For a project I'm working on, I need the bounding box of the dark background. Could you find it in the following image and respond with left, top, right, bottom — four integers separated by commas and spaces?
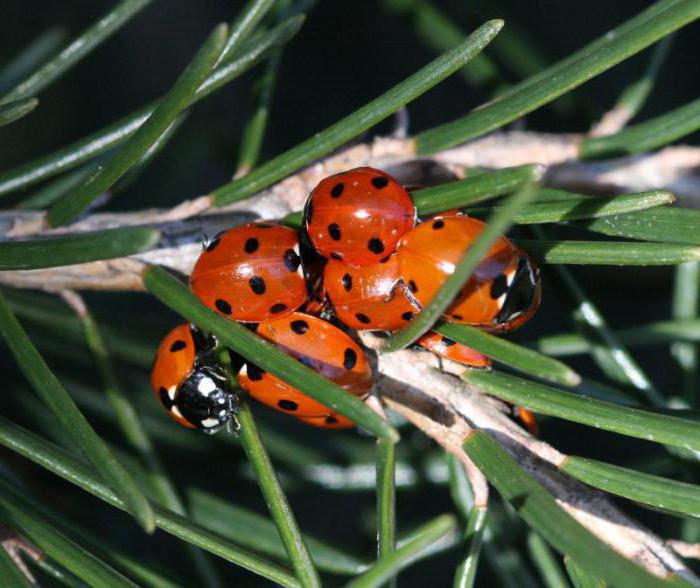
1, 1, 698, 585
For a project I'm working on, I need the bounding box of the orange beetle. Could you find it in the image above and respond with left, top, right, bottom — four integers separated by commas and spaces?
304, 167, 416, 267
416, 331, 492, 368
190, 222, 307, 322
237, 312, 372, 420
323, 254, 419, 330
150, 324, 238, 433
397, 216, 541, 332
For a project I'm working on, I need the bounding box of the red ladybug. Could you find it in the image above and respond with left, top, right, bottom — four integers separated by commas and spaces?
397, 216, 541, 332
304, 167, 416, 267
416, 331, 492, 368
150, 324, 238, 433
324, 254, 419, 330
238, 312, 372, 421
190, 222, 307, 322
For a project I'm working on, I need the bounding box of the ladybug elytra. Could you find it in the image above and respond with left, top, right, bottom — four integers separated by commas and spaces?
304, 167, 416, 267
190, 222, 307, 322
238, 312, 372, 422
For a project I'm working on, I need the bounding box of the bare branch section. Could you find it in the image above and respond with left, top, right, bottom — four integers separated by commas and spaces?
0, 523, 43, 585
1, 132, 699, 292
357, 333, 700, 585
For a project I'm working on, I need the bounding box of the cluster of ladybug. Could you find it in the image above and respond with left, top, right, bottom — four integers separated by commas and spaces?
151, 167, 542, 434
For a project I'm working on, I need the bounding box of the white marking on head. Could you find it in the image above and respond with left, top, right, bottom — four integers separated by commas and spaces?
172, 406, 184, 419
168, 386, 177, 400
506, 269, 517, 287
198, 376, 217, 396
202, 417, 220, 428
239, 364, 248, 377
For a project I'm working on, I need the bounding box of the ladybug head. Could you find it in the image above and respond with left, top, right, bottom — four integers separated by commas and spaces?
177, 366, 239, 434
494, 255, 541, 332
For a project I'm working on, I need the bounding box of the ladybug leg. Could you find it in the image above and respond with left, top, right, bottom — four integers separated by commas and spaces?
386, 279, 402, 302
398, 278, 421, 309
435, 355, 445, 372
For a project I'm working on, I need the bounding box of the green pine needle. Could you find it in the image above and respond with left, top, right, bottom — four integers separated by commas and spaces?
0, 293, 156, 533
211, 19, 504, 207
0, 97, 38, 126
46, 23, 229, 226
466, 370, 700, 451
416, 0, 700, 154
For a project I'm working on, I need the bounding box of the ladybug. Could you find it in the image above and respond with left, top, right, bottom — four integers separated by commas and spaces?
150, 324, 238, 433
190, 222, 306, 322
296, 413, 355, 430
513, 406, 539, 437
304, 167, 416, 267
416, 331, 492, 368
238, 312, 372, 420
323, 254, 419, 330
397, 216, 541, 332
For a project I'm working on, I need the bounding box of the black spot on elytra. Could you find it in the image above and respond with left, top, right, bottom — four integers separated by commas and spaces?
408, 280, 418, 293
246, 363, 265, 381
331, 182, 344, 198
169, 340, 187, 352
368, 238, 384, 254
432, 219, 445, 230
206, 238, 220, 252
355, 313, 371, 325
278, 399, 298, 411
441, 336, 456, 347
215, 299, 232, 314
244, 237, 259, 253
328, 223, 341, 241
270, 303, 287, 314
401, 311, 414, 321
159, 387, 174, 410
291, 320, 309, 334
380, 255, 391, 263
343, 348, 358, 369
371, 176, 389, 189
490, 274, 508, 299
249, 276, 266, 295
325, 416, 339, 425
284, 249, 301, 272
330, 252, 343, 261
342, 273, 352, 291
